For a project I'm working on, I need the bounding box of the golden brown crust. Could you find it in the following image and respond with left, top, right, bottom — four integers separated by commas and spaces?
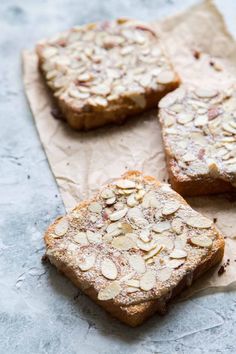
44, 171, 225, 326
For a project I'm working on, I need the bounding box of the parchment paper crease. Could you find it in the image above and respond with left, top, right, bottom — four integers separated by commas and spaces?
23, 0, 236, 297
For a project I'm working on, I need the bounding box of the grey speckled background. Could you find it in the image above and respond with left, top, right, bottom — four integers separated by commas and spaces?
0, 0, 236, 353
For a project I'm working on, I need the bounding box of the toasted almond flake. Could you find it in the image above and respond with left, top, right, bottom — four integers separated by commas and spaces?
170, 103, 183, 114
90, 215, 97, 223
208, 159, 220, 177
127, 207, 144, 223
135, 189, 146, 200
91, 84, 110, 96
106, 197, 116, 205
121, 222, 133, 234
182, 152, 196, 162
170, 249, 187, 259
174, 234, 187, 250
190, 235, 213, 248
195, 88, 218, 98
43, 46, 58, 58
194, 114, 208, 126
111, 235, 136, 250
54, 218, 69, 237
127, 286, 139, 293
73, 232, 88, 245
167, 259, 185, 269
98, 281, 121, 301
153, 235, 174, 251
140, 270, 156, 291
78, 253, 96, 271
225, 157, 236, 165
116, 179, 136, 189
126, 279, 140, 287
156, 70, 175, 84
142, 191, 159, 208
157, 268, 172, 282
171, 218, 183, 234
137, 239, 156, 252
223, 122, 236, 135
109, 208, 128, 221
86, 230, 102, 244
164, 115, 176, 127
143, 244, 162, 260
101, 188, 115, 199
68, 88, 90, 99
159, 88, 186, 108
177, 113, 194, 124
114, 202, 125, 210
123, 188, 136, 195
101, 259, 118, 280
152, 221, 171, 233
162, 201, 180, 216
106, 222, 121, 234
127, 194, 138, 207
139, 229, 150, 242
146, 258, 155, 265
128, 254, 146, 273
186, 216, 212, 228
88, 202, 102, 214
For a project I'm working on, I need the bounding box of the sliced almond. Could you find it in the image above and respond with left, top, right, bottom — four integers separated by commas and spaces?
111, 235, 136, 251
171, 218, 183, 234
140, 270, 156, 291
143, 244, 162, 261
101, 188, 115, 199
126, 279, 140, 287
106, 197, 116, 205
152, 221, 171, 233
194, 115, 208, 126
139, 229, 150, 242
73, 232, 88, 245
121, 222, 133, 234
182, 152, 196, 162
142, 191, 159, 208
109, 208, 128, 221
78, 253, 96, 271
157, 268, 172, 282
88, 202, 102, 214
128, 254, 146, 273
86, 230, 102, 244
137, 239, 156, 252
195, 88, 218, 99
174, 233, 187, 250
170, 249, 187, 259
167, 259, 185, 269
106, 222, 121, 234
127, 286, 139, 293
127, 194, 138, 207
162, 201, 180, 216
156, 70, 175, 84
159, 88, 185, 108
116, 179, 136, 189
177, 113, 194, 124
153, 235, 174, 251
223, 122, 236, 135
98, 281, 121, 301
186, 216, 212, 228
101, 259, 118, 280
54, 218, 69, 237
136, 189, 146, 200
190, 235, 213, 248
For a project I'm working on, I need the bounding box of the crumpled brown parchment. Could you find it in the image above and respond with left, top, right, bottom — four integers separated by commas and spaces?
22, 0, 236, 297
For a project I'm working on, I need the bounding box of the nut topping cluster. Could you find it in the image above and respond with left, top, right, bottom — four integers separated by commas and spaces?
49, 173, 218, 306
159, 86, 236, 185
37, 19, 177, 112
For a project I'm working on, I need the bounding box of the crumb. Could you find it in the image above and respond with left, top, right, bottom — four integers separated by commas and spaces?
218, 265, 225, 276
41, 254, 48, 264
51, 107, 63, 120
213, 218, 217, 223
193, 49, 201, 59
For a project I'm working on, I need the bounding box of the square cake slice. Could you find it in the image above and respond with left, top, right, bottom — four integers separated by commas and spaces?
44, 171, 224, 326
158, 86, 236, 196
36, 19, 179, 130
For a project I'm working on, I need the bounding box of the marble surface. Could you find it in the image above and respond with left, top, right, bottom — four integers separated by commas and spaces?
0, 0, 236, 353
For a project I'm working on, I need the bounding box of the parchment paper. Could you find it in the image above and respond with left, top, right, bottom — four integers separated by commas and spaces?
23, 0, 236, 297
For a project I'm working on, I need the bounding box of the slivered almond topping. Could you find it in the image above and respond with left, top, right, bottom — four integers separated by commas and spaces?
101, 188, 115, 199
109, 208, 128, 221
174, 234, 187, 250
126, 279, 140, 287
195, 88, 218, 98
127, 194, 138, 207
101, 259, 118, 280
186, 216, 212, 228
88, 202, 102, 214
98, 281, 121, 301
167, 259, 185, 269
143, 244, 162, 260
137, 239, 156, 252
142, 191, 159, 208
190, 235, 213, 248
86, 230, 102, 243
140, 270, 156, 291
78, 253, 96, 271
106, 222, 121, 234
54, 218, 69, 237
111, 235, 136, 250
116, 179, 136, 189
106, 197, 116, 205
171, 218, 183, 234
194, 115, 208, 126
136, 189, 146, 200
153, 235, 174, 251
162, 201, 180, 216
177, 113, 194, 124
121, 222, 133, 234
128, 254, 146, 273
139, 229, 150, 242
73, 232, 88, 245
169, 249, 187, 259
157, 267, 172, 282
152, 221, 171, 233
